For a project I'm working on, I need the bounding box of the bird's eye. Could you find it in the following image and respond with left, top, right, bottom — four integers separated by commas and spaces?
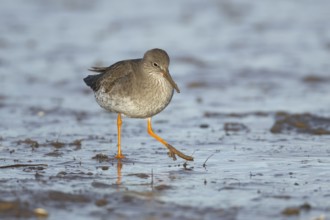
153, 62, 159, 67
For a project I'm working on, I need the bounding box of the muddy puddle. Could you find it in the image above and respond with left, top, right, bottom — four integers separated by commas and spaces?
1, 0, 330, 219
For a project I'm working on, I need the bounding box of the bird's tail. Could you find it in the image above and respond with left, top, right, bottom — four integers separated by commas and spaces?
88, 66, 108, 73
83, 74, 101, 92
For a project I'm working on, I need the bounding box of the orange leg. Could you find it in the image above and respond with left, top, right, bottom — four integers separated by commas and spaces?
147, 118, 169, 146
147, 117, 194, 161
115, 113, 125, 159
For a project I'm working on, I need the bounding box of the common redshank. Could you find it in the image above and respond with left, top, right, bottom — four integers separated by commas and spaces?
84, 48, 193, 161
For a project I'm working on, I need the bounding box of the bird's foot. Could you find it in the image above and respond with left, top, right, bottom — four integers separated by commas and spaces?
167, 151, 177, 161
115, 154, 125, 159
165, 143, 194, 161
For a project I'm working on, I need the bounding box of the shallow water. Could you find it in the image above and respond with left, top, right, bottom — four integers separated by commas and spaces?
1, 0, 330, 219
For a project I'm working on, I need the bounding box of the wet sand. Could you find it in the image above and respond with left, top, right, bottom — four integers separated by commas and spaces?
1, 0, 330, 219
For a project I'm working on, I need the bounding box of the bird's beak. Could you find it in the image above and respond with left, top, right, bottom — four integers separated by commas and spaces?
162, 70, 180, 93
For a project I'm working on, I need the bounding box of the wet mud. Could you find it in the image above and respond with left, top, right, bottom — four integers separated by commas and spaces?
271, 112, 330, 135
1, 0, 330, 219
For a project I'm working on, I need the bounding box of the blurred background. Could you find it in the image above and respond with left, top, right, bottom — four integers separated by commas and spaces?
1, 0, 330, 113
1, 0, 330, 219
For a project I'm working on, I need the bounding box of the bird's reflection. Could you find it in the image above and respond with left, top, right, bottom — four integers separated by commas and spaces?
116, 160, 123, 185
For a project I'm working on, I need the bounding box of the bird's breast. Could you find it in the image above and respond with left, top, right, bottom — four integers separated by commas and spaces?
94, 76, 174, 118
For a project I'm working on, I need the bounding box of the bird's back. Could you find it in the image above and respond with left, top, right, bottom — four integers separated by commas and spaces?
83, 59, 141, 92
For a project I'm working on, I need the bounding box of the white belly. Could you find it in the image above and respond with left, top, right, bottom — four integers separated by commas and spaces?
94, 79, 174, 118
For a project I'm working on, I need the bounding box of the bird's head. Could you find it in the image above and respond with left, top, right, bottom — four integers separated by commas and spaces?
143, 48, 180, 93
